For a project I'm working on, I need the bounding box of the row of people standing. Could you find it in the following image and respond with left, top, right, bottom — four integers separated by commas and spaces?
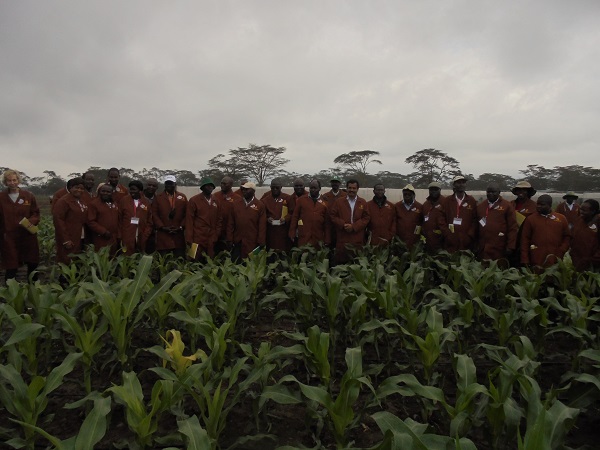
1, 166, 599, 281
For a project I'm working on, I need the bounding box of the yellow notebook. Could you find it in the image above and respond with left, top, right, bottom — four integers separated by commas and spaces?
516, 212, 526, 226
187, 243, 199, 259
281, 205, 288, 220
19, 217, 38, 234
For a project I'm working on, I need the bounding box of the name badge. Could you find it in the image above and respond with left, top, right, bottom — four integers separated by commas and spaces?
424, 215, 429, 222
131, 217, 140, 225
453, 217, 462, 226
479, 218, 486, 227
414, 225, 421, 235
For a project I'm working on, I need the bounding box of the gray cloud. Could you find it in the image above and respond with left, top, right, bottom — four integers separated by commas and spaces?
1, 0, 599, 181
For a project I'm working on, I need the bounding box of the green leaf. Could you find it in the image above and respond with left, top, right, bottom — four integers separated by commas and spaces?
44, 353, 82, 395
177, 415, 211, 450
3, 323, 45, 348
75, 396, 111, 450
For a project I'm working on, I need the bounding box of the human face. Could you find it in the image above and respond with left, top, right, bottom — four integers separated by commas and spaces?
330, 180, 341, 192
428, 187, 441, 201
164, 181, 176, 194
145, 180, 158, 196
536, 198, 552, 215
108, 171, 119, 187
346, 182, 358, 199
270, 183, 282, 198
70, 184, 85, 199
453, 179, 466, 194
242, 187, 254, 201
403, 190, 414, 204
309, 181, 320, 198
5, 174, 19, 191
129, 185, 141, 199
486, 187, 500, 203
565, 196, 576, 205
373, 185, 385, 200
201, 184, 214, 197
99, 185, 113, 202
83, 174, 95, 191
293, 181, 305, 196
579, 202, 594, 222
514, 188, 528, 200
220, 178, 233, 193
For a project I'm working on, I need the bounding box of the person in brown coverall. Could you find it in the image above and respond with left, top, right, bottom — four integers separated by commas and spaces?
441, 175, 477, 253
520, 194, 570, 270
118, 180, 152, 255
476, 182, 518, 266
87, 183, 120, 256
53, 177, 89, 265
422, 181, 446, 253
261, 178, 292, 252
152, 175, 187, 258
329, 179, 370, 264
556, 191, 580, 231
569, 199, 599, 271
185, 177, 221, 259
395, 184, 423, 249
288, 179, 330, 248
0, 169, 40, 280
366, 183, 396, 246
227, 182, 266, 261
213, 176, 239, 255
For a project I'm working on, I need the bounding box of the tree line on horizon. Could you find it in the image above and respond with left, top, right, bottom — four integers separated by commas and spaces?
4, 145, 600, 196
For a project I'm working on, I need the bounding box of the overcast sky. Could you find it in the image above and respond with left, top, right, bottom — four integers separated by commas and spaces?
2, 0, 599, 182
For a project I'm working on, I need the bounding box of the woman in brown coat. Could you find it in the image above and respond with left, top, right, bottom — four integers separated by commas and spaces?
118, 180, 152, 255
87, 184, 120, 256
53, 178, 89, 265
0, 169, 40, 279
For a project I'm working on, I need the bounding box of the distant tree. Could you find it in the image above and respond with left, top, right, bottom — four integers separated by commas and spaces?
551, 165, 600, 192
208, 144, 289, 186
518, 165, 554, 191
469, 173, 517, 191
374, 171, 411, 189
173, 170, 200, 186
333, 150, 382, 184
405, 148, 461, 187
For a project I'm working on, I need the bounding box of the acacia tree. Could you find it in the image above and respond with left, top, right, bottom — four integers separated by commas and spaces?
333, 150, 383, 185
405, 148, 461, 186
207, 144, 289, 186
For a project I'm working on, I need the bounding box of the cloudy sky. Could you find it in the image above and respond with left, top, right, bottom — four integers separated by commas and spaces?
1, 0, 599, 182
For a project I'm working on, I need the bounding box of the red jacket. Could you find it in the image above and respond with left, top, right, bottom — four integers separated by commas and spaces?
151, 191, 187, 251
395, 201, 424, 249
476, 197, 518, 260
53, 193, 89, 264
441, 194, 478, 252
87, 197, 120, 254
289, 195, 330, 247
366, 198, 396, 246
521, 211, 570, 267
185, 193, 221, 258
261, 191, 292, 251
0, 189, 40, 269
227, 197, 267, 258
118, 195, 152, 254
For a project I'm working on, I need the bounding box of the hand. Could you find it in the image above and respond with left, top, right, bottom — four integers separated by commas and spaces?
63, 241, 74, 250
343, 223, 353, 232
268, 217, 274, 224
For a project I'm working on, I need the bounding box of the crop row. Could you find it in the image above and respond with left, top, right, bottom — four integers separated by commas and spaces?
0, 238, 599, 449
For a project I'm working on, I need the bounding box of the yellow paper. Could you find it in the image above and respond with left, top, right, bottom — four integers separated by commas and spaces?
516, 211, 526, 226
414, 225, 422, 235
281, 205, 288, 220
19, 217, 38, 234
187, 243, 199, 259
298, 219, 304, 226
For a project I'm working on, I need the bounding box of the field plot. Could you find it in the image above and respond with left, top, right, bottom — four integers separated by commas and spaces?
0, 236, 599, 449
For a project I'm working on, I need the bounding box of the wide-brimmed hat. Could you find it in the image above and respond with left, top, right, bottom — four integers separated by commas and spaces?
511, 181, 536, 196
402, 184, 416, 193
452, 175, 467, 183
562, 191, 578, 199
241, 181, 256, 190
428, 181, 442, 189
200, 177, 215, 189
